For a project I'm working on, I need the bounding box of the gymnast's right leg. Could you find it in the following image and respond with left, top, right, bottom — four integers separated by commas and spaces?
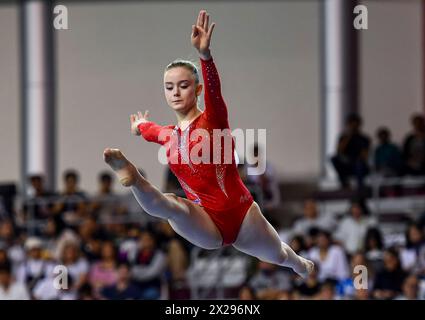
103, 148, 222, 249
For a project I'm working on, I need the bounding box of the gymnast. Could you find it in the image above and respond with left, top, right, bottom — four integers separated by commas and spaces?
104, 10, 314, 277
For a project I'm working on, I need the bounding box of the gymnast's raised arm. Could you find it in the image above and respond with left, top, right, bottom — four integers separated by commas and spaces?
191, 10, 228, 127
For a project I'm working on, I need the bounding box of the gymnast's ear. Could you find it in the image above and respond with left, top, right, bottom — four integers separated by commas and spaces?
196, 83, 203, 97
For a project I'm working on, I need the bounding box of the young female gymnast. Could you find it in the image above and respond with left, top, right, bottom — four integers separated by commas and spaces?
104, 10, 314, 277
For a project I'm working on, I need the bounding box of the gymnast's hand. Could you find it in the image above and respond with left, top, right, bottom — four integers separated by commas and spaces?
130, 111, 149, 136
191, 10, 215, 60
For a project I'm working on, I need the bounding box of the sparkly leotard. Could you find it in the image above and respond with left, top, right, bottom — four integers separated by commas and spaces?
138, 57, 254, 245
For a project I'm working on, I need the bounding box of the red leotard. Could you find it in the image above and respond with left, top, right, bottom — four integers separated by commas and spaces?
138, 57, 254, 245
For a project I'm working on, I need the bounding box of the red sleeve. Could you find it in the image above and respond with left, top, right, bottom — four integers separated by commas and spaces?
138, 122, 171, 145
200, 57, 229, 128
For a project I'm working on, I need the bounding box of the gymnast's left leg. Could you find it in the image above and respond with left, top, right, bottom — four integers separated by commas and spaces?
232, 202, 314, 278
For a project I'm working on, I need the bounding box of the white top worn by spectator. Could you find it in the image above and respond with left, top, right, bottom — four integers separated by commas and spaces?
292, 216, 336, 236
0, 282, 30, 300
293, 199, 336, 233
334, 216, 377, 255
308, 245, 350, 281
33, 276, 77, 300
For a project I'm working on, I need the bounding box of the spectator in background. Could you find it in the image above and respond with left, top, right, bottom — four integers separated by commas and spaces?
130, 230, 166, 300
399, 223, 424, 273
246, 143, 281, 217
292, 199, 336, 237
0, 219, 25, 267
363, 227, 385, 273
394, 274, 421, 300
314, 279, 338, 300
78, 216, 109, 262
52, 170, 88, 228
0, 261, 30, 300
154, 220, 190, 286
101, 262, 142, 300
307, 230, 350, 282
238, 284, 257, 300
373, 248, 407, 300
353, 288, 371, 300
248, 261, 293, 300
289, 235, 308, 257
59, 240, 89, 292
331, 114, 371, 189
334, 198, 377, 255
21, 175, 56, 221
336, 252, 373, 299
402, 114, 425, 176
16, 237, 53, 297
89, 171, 126, 221
33, 271, 76, 300
374, 127, 403, 177
88, 240, 118, 298
121, 168, 155, 225
293, 264, 321, 299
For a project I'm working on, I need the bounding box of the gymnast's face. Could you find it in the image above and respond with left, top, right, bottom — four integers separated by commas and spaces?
164, 67, 202, 113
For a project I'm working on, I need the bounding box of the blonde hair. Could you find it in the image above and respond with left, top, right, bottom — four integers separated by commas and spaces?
165, 59, 200, 84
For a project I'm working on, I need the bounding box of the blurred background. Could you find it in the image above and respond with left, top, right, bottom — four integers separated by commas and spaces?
0, 0, 424, 300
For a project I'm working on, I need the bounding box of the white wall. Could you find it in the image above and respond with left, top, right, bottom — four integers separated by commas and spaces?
0, 1, 422, 194
0, 5, 20, 185
360, 0, 423, 144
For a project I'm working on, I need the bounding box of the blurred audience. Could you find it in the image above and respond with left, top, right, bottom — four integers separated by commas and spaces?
402, 114, 425, 176
331, 114, 371, 189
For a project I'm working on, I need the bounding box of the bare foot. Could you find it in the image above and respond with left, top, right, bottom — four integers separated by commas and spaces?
103, 148, 138, 187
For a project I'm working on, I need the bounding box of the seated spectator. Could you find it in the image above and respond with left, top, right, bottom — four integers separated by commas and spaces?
248, 261, 293, 300
89, 171, 127, 221
373, 248, 407, 300
334, 198, 377, 255
59, 240, 89, 291
52, 170, 89, 228
353, 288, 371, 300
314, 278, 338, 300
16, 237, 54, 297
33, 272, 76, 300
129, 230, 166, 300
363, 227, 385, 273
402, 114, 425, 176
289, 235, 308, 257
374, 127, 403, 177
0, 261, 30, 300
0, 219, 25, 267
336, 252, 374, 299
21, 175, 56, 221
78, 283, 95, 300
307, 230, 350, 282
394, 274, 421, 300
238, 284, 257, 300
88, 240, 118, 297
101, 262, 142, 300
154, 220, 191, 286
331, 113, 371, 189
40, 217, 61, 259
246, 143, 281, 214
400, 222, 425, 273
293, 264, 321, 299
78, 216, 109, 262
292, 199, 336, 237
